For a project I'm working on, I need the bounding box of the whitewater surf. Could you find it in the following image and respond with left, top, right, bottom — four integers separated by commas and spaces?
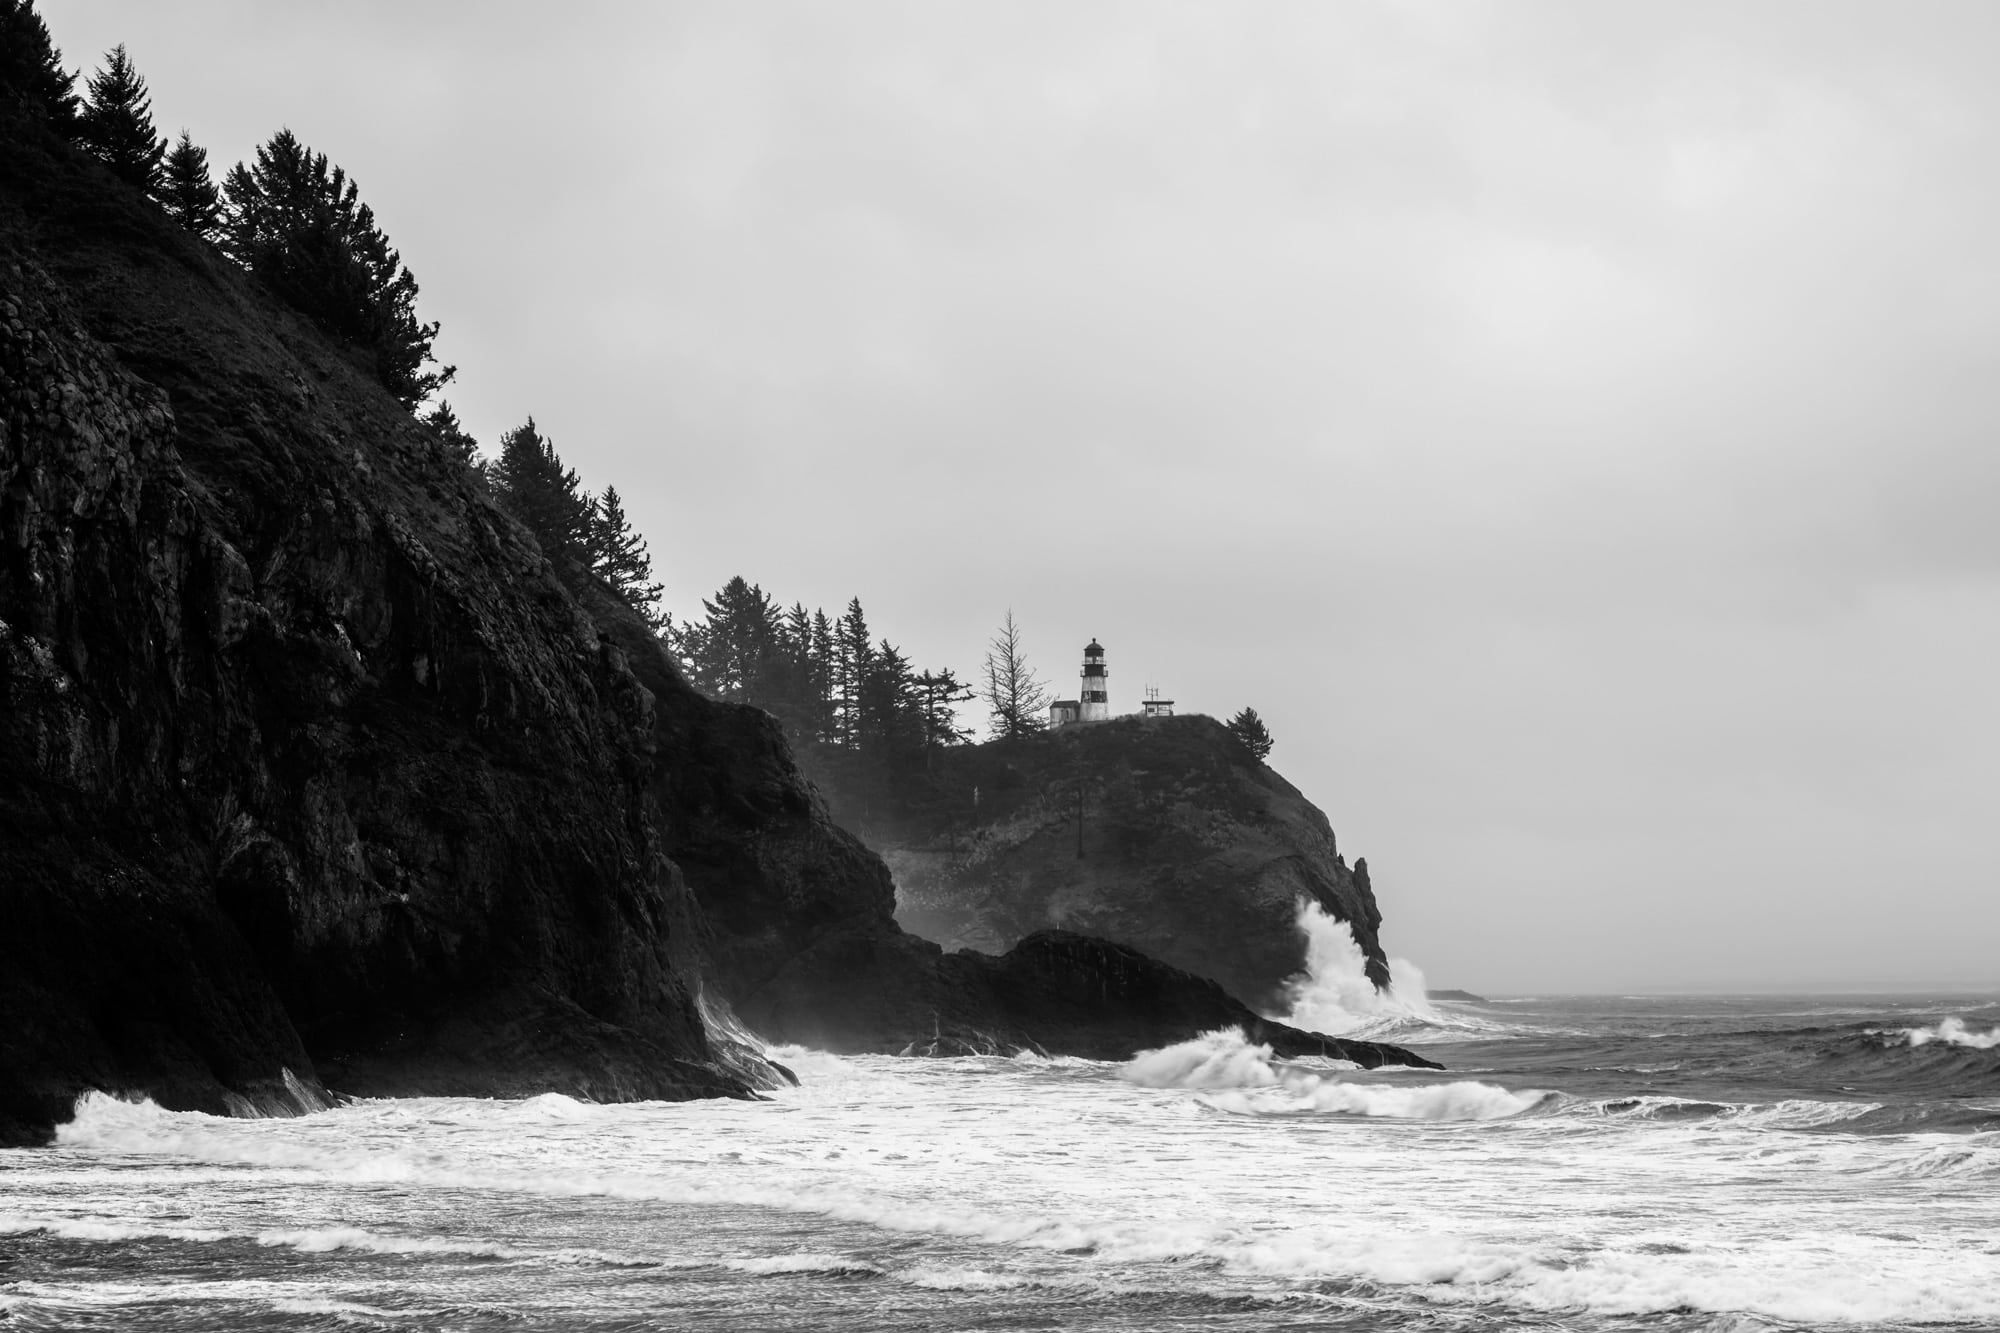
4, 917, 1996, 1331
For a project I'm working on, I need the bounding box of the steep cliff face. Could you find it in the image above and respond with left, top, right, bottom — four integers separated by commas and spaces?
0, 119, 786, 1142
875, 715, 1392, 1010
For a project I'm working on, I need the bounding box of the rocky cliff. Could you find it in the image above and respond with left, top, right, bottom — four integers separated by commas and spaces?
872, 715, 1392, 1010
0, 115, 1433, 1145
0, 118, 792, 1144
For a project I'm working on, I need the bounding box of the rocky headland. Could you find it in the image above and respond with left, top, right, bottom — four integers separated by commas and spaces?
0, 109, 1433, 1146
847, 715, 1392, 1012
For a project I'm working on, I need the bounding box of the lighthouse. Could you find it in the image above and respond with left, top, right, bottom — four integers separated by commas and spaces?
1078, 639, 1110, 722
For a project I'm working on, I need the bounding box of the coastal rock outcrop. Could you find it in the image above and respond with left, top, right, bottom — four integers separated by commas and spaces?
856, 715, 1391, 1010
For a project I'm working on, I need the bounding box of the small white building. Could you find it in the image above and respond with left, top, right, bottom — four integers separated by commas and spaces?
1141, 686, 1175, 719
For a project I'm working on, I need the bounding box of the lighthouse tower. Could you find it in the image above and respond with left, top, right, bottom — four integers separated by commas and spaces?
1078, 639, 1110, 722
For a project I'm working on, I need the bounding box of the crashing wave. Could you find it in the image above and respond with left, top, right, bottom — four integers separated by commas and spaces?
1894, 1017, 2000, 1050
1119, 1028, 1545, 1119
1274, 902, 1531, 1043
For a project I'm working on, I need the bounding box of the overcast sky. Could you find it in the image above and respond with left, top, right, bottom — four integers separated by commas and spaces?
50, 1, 2000, 992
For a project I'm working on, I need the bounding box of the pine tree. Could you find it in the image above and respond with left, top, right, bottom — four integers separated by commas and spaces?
420, 401, 478, 464
490, 417, 593, 562
674, 577, 779, 701
857, 640, 920, 758
834, 598, 877, 749
0, 0, 77, 129
159, 130, 220, 239
810, 609, 838, 746
1225, 707, 1274, 761
981, 609, 1049, 739
589, 486, 665, 624
75, 45, 164, 192
222, 129, 453, 408
915, 668, 976, 756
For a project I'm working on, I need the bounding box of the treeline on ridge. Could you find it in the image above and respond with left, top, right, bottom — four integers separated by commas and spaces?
1, 5, 448, 407
668, 576, 976, 829
0, 2, 666, 627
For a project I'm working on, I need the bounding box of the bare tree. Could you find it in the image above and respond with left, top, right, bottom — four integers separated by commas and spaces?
981, 609, 1049, 739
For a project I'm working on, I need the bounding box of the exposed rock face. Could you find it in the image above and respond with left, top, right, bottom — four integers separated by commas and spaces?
0, 117, 1437, 1145
873, 715, 1391, 1010
0, 122, 778, 1145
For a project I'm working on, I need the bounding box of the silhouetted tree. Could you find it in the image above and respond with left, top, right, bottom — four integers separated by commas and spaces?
420, 400, 478, 464
674, 577, 780, 702
916, 667, 976, 757
75, 45, 164, 192
0, 0, 77, 129
589, 486, 665, 625
159, 130, 220, 239
877, 641, 942, 757
490, 417, 592, 561
981, 609, 1048, 739
221, 129, 453, 407
1226, 707, 1274, 761
834, 598, 878, 749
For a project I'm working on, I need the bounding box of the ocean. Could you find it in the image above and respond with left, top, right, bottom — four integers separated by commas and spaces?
4, 920, 1997, 1332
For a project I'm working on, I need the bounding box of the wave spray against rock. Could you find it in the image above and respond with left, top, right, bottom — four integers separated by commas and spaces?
1276, 900, 1440, 1040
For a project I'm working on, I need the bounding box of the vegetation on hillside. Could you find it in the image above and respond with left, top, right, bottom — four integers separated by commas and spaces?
666, 578, 974, 824
2, 9, 450, 409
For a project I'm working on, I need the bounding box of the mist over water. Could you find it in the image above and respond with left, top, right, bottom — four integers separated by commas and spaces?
5, 989, 1998, 1331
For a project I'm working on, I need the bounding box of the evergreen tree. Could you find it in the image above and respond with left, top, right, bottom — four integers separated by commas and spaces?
420, 400, 478, 464
761, 602, 831, 745
674, 577, 779, 701
981, 609, 1049, 739
0, 0, 77, 129
75, 45, 164, 192
834, 598, 876, 749
589, 486, 665, 625
857, 639, 920, 758
222, 129, 453, 407
159, 130, 220, 239
1225, 707, 1274, 761
490, 417, 593, 561
915, 667, 976, 756
810, 609, 838, 746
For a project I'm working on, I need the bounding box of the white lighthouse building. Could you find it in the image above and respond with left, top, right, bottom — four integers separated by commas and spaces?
1050, 639, 1114, 728
1078, 638, 1110, 722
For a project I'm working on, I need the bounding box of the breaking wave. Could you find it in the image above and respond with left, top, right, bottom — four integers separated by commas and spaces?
1119, 1029, 1547, 1120
1275, 902, 1533, 1043
1893, 1017, 2000, 1050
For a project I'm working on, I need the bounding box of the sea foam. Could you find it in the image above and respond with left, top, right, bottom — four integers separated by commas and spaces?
1119, 1028, 1545, 1119
1896, 1017, 2000, 1049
